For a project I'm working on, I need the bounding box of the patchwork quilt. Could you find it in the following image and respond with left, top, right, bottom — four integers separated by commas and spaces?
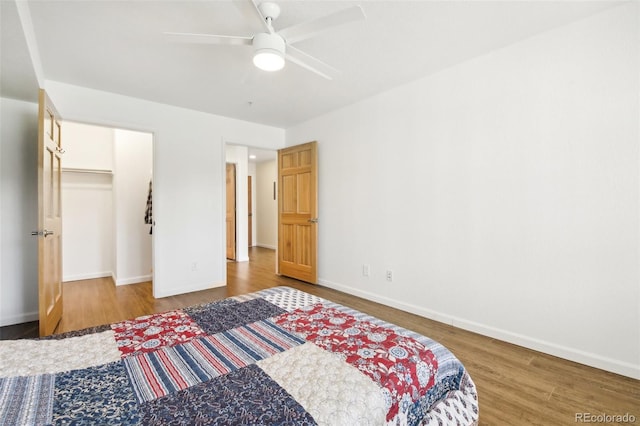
0, 287, 479, 425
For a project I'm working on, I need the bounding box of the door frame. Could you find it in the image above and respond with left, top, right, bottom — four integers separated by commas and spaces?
55, 117, 157, 295
222, 143, 279, 272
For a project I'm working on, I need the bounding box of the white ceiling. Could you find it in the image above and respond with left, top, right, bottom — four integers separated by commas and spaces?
1, 1, 41, 101
1, 0, 621, 128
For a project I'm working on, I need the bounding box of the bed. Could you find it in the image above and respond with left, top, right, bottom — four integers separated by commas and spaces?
0, 286, 478, 425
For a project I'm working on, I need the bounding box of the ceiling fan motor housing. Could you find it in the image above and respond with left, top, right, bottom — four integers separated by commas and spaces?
253, 32, 285, 55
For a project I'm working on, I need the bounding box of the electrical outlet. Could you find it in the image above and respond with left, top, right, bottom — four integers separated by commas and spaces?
362, 264, 370, 277
386, 270, 393, 282
191, 262, 198, 271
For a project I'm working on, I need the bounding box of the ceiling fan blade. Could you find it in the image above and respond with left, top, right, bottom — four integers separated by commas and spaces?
164, 32, 252, 46
279, 5, 365, 45
285, 45, 339, 80
234, 0, 265, 34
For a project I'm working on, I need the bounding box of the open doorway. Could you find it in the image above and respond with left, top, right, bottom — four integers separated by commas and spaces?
225, 144, 277, 264
250, 148, 278, 251
61, 121, 154, 288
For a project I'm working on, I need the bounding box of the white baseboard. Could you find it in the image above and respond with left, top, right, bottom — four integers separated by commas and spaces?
453, 316, 640, 380
153, 281, 225, 298
63, 271, 112, 282
0, 311, 38, 327
256, 243, 276, 250
318, 278, 640, 380
115, 274, 152, 286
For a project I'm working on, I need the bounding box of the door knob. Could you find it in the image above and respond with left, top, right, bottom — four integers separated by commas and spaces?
43, 230, 54, 237
308, 218, 318, 224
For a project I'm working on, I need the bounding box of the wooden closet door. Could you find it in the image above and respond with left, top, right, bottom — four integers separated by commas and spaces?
226, 163, 236, 260
37, 89, 64, 336
248, 176, 253, 248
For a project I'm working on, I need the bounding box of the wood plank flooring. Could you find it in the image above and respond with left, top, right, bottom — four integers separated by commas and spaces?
2, 247, 638, 425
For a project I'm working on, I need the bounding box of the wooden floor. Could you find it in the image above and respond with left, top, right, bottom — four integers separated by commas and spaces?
2, 247, 638, 425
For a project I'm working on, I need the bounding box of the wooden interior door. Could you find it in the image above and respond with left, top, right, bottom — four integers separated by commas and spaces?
37, 89, 64, 336
226, 163, 236, 260
248, 175, 252, 248
278, 141, 318, 283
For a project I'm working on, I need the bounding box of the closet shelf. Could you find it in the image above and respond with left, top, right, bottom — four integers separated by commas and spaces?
62, 167, 113, 175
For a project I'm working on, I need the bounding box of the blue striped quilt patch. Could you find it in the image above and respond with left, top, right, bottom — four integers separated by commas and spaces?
0, 375, 54, 426
124, 319, 304, 402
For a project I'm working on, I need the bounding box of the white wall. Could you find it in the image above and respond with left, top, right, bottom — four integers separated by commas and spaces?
62, 121, 113, 170
61, 121, 113, 282
256, 160, 277, 249
61, 173, 114, 281
226, 145, 249, 262
45, 81, 285, 297
0, 97, 38, 325
113, 128, 153, 285
287, 3, 640, 379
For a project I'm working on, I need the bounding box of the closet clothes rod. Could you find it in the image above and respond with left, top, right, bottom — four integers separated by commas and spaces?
61, 167, 113, 175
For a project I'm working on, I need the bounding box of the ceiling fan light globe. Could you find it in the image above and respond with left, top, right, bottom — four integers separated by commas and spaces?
253, 49, 285, 71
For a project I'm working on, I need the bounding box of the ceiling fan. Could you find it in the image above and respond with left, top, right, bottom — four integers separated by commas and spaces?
164, 1, 366, 80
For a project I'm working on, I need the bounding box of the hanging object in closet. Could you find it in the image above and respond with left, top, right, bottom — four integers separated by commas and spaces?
145, 180, 153, 234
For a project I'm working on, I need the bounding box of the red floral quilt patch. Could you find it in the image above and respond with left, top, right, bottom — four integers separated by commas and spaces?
111, 310, 205, 357
274, 304, 438, 421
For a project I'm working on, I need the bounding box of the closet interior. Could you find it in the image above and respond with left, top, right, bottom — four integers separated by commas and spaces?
61, 122, 153, 286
